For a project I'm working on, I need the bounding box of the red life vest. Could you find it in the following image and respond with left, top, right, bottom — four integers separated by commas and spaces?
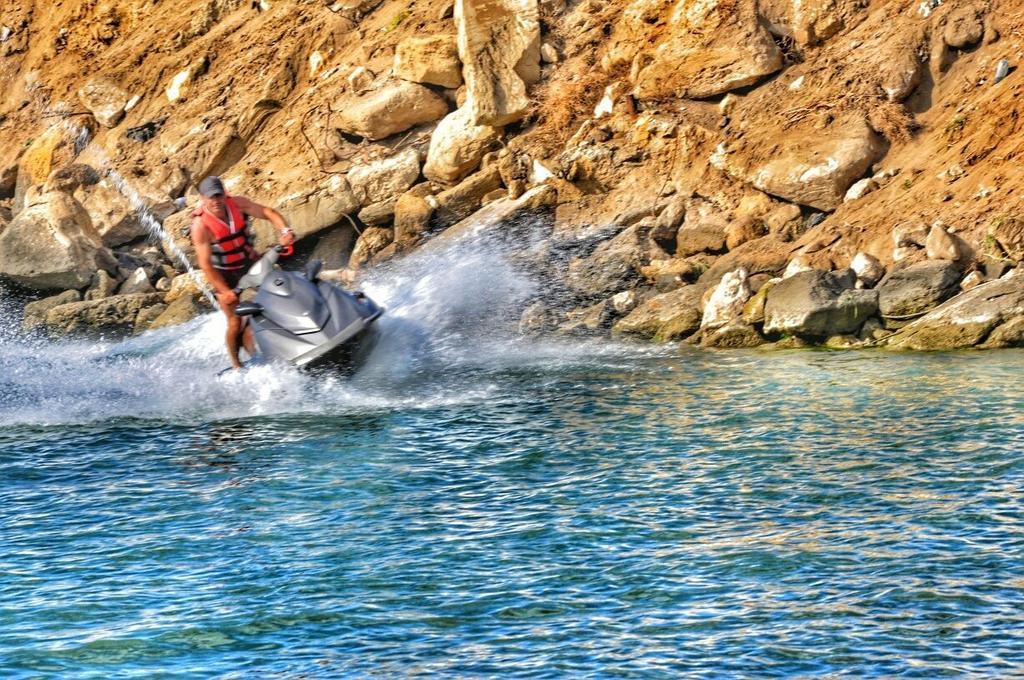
193, 196, 255, 271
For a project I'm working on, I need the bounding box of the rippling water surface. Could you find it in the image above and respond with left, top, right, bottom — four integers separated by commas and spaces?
2, 239, 1023, 677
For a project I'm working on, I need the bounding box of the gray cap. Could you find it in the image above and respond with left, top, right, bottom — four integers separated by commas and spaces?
198, 176, 226, 197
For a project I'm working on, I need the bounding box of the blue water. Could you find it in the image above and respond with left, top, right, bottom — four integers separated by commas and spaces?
2, 240, 1023, 677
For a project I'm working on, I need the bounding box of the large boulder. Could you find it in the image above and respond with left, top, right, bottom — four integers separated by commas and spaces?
0, 191, 113, 290
876, 260, 961, 325
763, 269, 878, 337
423, 106, 502, 184
712, 116, 885, 211
455, 0, 541, 126
565, 224, 667, 299
165, 272, 208, 304
634, 0, 783, 100
347, 148, 422, 207
44, 293, 164, 337
394, 35, 463, 88
887, 277, 1024, 350
77, 78, 131, 128
612, 285, 705, 341
334, 81, 448, 141
77, 179, 147, 248
277, 175, 360, 240
698, 235, 791, 287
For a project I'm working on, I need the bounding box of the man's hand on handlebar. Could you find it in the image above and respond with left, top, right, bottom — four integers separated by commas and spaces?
217, 289, 239, 307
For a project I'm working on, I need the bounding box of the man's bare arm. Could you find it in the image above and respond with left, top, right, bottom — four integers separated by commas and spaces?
233, 196, 292, 235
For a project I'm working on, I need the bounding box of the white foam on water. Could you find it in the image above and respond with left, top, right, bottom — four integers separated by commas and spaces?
0, 231, 657, 427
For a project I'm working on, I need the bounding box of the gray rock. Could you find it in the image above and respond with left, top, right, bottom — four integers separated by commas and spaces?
519, 301, 556, 335
134, 303, 168, 334
22, 290, 81, 331
84, 269, 119, 300
149, 295, 202, 331
45, 293, 164, 337
565, 224, 666, 299
310, 226, 357, 270
994, 59, 1010, 85
876, 260, 961, 324
118, 267, 155, 295
557, 300, 616, 336
887, 276, 1024, 350
764, 269, 879, 338
612, 285, 705, 341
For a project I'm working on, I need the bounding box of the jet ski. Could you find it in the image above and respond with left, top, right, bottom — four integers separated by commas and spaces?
232, 246, 383, 371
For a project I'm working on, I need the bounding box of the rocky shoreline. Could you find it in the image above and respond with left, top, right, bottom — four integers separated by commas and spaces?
1, 0, 1022, 351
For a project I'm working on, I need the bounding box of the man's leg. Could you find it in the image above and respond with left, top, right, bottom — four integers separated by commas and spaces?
241, 318, 256, 355
223, 304, 244, 369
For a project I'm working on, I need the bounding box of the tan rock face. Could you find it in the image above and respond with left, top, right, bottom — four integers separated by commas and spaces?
15, 119, 97, 211
712, 116, 885, 211
423, 106, 502, 184
456, 0, 540, 126
77, 78, 130, 128
334, 81, 449, 141
632, 0, 783, 100
394, 35, 463, 88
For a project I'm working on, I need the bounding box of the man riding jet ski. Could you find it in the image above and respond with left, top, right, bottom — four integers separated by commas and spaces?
190, 175, 382, 371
